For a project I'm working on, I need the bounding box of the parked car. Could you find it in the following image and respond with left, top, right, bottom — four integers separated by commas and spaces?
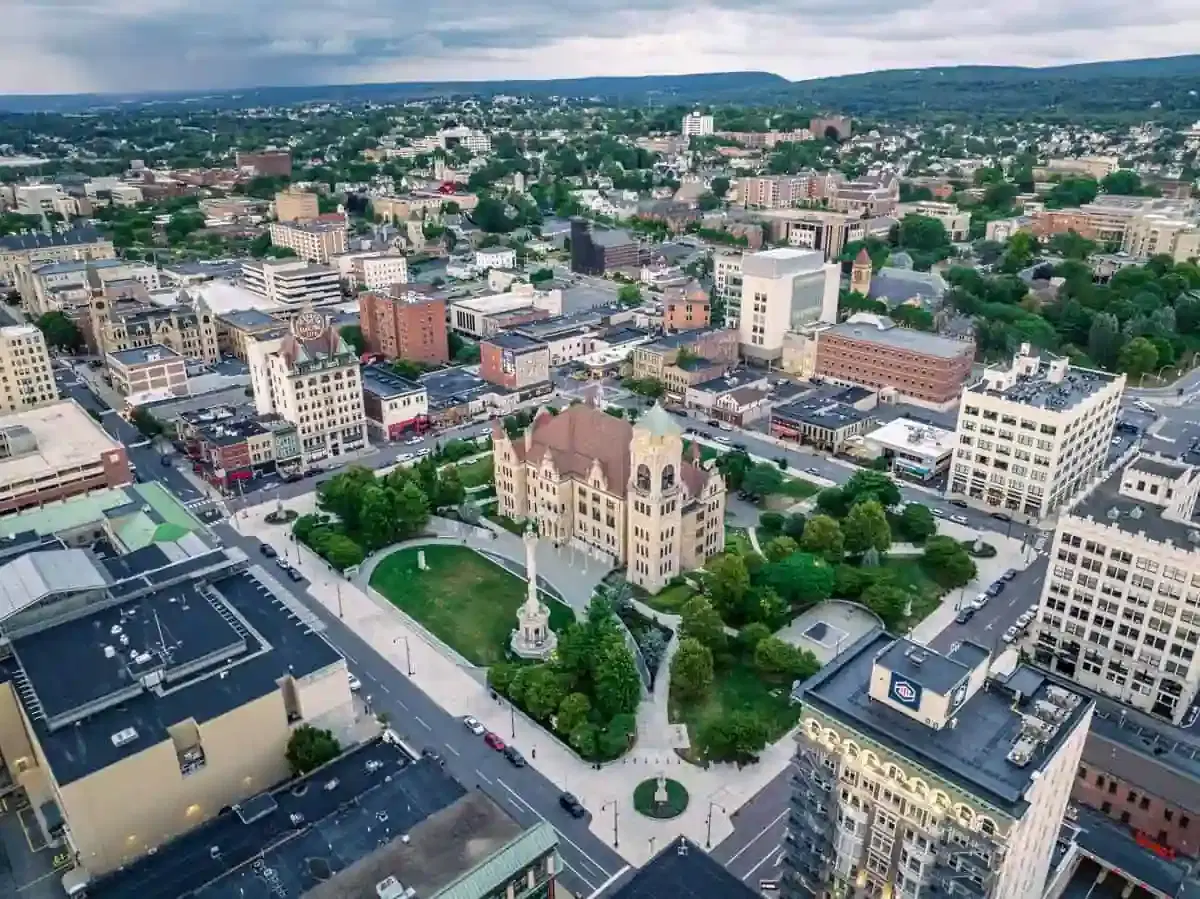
1002, 626, 1020, 643
259, 543, 277, 558
805, 467, 821, 476
971, 593, 989, 610
714, 435, 731, 444
1001, 568, 1018, 581
287, 568, 304, 583
985, 581, 1006, 597
463, 715, 485, 735
414, 448, 431, 458
718, 421, 734, 431
559, 792, 587, 818
503, 746, 526, 767
484, 731, 506, 751
950, 514, 969, 525
931, 508, 946, 519
404, 436, 423, 446
348, 674, 362, 692
955, 607, 975, 624
990, 511, 1011, 522
707, 419, 721, 428
949, 499, 969, 508
275, 557, 290, 569
1034, 535, 1047, 553
1017, 611, 1035, 629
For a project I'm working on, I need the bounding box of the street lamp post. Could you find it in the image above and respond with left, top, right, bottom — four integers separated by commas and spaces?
705, 800, 726, 849
401, 636, 414, 676
510, 699, 517, 739
601, 799, 619, 849
335, 579, 343, 620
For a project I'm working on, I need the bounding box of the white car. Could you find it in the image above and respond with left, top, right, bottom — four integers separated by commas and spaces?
1016, 611, 1035, 629
1002, 626, 1020, 644
931, 508, 947, 519
463, 715, 485, 735
414, 448, 431, 458
1034, 536, 1047, 553
950, 514, 969, 525
397, 452, 415, 463
718, 421, 734, 431
1028, 604, 1039, 617
404, 436, 423, 446
971, 593, 990, 610
348, 674, 362, 692
714, 435, 731, 444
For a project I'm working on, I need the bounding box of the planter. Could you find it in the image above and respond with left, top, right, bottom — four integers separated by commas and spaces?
633, 778, 689, 819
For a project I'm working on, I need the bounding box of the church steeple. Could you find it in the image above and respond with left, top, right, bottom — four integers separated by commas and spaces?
851, 247, 873, 298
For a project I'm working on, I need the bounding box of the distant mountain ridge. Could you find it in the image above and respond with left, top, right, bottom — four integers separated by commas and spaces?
1, 54, 1198, 115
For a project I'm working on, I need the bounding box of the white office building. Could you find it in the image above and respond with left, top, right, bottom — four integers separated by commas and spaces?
712, 251, 743, 328
948, 344, 1125, 520
241, 259, 341, 308
475, 248, 517, 271
681, 111, 715, 138
1030, 450, 1200, 725
737, 247, 839, 363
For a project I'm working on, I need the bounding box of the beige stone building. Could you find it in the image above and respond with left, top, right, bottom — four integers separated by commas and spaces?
267, 220, 348, 264
0, 324, 57, 413
0, 535, 353, 883
492, 401, 726, 594
88, 284, 220, 364
273, 187, 319, 223
1122, 212, 1200, 262
0, 228, 115, 287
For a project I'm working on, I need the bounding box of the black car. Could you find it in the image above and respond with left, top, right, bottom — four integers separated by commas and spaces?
503, 746, 526, 768
259, 543, 277, 558
559, 792, 586, 818
707, 419, 721, 427
287, 568, 305, 583
990, 511, 1011, 522
160, 456, 172, 467
985, 581, 1005, 597
1001, 568, 1018, 581
955, 607, 975, 624
949, 499, 969, 508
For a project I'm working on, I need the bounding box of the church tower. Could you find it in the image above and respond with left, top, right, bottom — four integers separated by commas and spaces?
626, 405, 686, 595
850, 247, 873, 298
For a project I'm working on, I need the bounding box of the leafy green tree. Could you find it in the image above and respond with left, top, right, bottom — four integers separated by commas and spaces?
761, 552, 835, 608
617, 284, 643, 306
783, 513, 808, 540
710, 176, 731, 198
437, 465, 466, 508
843, 500, 892, 555
833, 564, 872, 599
471, 196, 516, 233
754, 637, 821, 680
1047, 230, 1097, 261
569, 722, 599, 757
921, 536, 978, 588
801, 514, 845, 563
841, 470, 902, 510
715, 449, 753, 490
671, 638, 715, 702
701, 709, 769, 764
1100, 170, 1147, 196
1045, 177, 1099, 209
738, 622, 772, 654
705, 553, 750, 623
897, 214, 950, 253
763, 535, 799, 563
557, 692, 591, 734
286, 725, 340, 775
598, 713, 637, 759
680, 594, 727, 652
593, 634, 641, 718
862, 584, 911, 630
339, 325, 366, 356
530, 267, 554, 284
35, 311, 84, 352
1118, 337, 1159, 378
523, 667, 569, 720
1087, 313, 1123, 370
130, 407, 163, 438
394, 480, 431, 538
357, 485, 397, 550
757, 511, 785, 536
743, 462, 784, 498
896, 504, 937, 544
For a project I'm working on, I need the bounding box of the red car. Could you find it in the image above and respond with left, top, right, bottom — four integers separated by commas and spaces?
484, 732, 506, 751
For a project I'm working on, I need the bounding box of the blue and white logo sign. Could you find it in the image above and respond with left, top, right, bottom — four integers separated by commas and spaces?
888, 672, 923, 710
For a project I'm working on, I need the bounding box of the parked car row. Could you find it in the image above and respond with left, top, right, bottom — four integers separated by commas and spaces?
1004, 605, 1040, 644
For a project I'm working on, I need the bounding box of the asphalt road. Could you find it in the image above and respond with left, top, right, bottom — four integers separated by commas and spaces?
218, 523, 628, 897
709, 764, 793, 888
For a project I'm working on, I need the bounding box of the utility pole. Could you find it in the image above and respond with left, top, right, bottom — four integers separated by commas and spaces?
400, 636, 414, 676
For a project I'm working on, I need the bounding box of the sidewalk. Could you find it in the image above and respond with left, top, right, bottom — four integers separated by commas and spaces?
239, 492, 800, 865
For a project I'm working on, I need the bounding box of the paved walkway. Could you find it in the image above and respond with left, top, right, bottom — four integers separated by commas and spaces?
240, 491, 800, 867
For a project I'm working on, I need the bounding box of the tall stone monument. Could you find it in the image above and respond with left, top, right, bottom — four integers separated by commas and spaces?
510, 523, 558, 660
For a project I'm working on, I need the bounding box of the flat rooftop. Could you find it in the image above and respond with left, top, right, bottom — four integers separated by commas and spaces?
0, 399, 123, 484
826, 316, 972, 360
2, 551, 340, 785
798, 630, 1092, 815
867, 417, 957, 457
1070, 456, 1200, 549
217, 308, 279, 329
968, 358, 1118, 411
419, 366, 497, 406
485, 332, 546, 352
108, 344, 183, 367
1070, 805, 1200, 899
88, 743, 466, 899
771, 395, 869, 431
361, 364, 424, 399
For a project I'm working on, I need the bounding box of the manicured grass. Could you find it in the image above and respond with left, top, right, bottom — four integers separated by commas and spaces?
633, 778, 689, 819
453, 455, 495, 489
642, 582, 697, 615
684, 439, 721, 463
776, 476, 820, 499
670, 658, 801, 763
370, 545, 576, 666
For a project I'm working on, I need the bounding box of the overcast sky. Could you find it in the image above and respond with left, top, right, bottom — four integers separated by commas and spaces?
2, 0, 1199, 95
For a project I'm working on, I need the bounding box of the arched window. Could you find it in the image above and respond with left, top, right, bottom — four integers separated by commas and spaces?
661, 464, 675, 490
636, 464, 651, 492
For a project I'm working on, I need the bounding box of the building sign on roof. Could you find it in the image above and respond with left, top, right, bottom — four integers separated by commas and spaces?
291, 309, 328, 341
888, 671, 922, 711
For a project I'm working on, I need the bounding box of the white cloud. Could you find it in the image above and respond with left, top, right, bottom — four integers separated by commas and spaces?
0, 0, 1197, 94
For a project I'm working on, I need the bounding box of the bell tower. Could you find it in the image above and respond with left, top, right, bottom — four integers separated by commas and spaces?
850, 246, 873, 298
626, 404, 685, 595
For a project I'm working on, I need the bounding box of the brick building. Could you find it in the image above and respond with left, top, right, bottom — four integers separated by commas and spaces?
569, 218, 644, 274
663, 285, 710, 332
480, 333, 550, 394
814, 313, 975, 410
360, 290, 449, 364
236, 150, 293, 178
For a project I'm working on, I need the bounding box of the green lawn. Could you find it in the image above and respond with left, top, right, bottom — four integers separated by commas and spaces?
485, 511, 526, 535
683, 439, 721, 463
454, 455, 495, 489
776, 476, 820, 499
642, 582, 697, 615
370, 545, 576, 666
670, 658, 801, 763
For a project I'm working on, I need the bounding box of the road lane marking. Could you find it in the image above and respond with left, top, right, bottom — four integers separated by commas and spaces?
444, 743, 460, 756
742, 843, 783, 881
585, 866, 630, 898
476, 769, 493, 784
377, 683, 390, 694
414, 715, 431, 731
496, 777, 613, 878
725, 809, 788, 864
